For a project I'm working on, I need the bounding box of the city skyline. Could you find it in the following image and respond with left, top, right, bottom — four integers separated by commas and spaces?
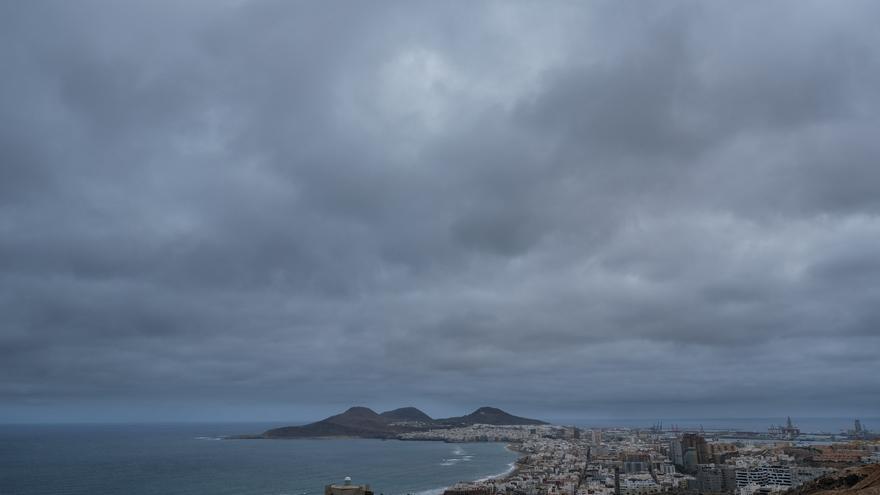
2, 1, 880, 423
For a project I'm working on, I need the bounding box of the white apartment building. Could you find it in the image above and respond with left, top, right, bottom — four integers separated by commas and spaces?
735, 465, 792, 487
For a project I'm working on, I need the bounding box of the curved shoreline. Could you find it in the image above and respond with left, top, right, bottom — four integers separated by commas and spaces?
454, 443, 525, 489
232, 437, 525, 495
475, 459, 517, 482
489, 443, 525, 482
417, 442, 524, 495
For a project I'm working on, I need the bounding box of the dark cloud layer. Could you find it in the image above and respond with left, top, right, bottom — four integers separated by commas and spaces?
2, 1, 879, 422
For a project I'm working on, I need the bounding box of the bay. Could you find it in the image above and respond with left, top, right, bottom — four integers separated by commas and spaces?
0, 423, 518, 495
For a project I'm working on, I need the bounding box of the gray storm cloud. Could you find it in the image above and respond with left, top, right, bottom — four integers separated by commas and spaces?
1, 0, 879, 422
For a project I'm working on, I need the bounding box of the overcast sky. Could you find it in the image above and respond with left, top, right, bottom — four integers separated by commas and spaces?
2, 0, 879, 424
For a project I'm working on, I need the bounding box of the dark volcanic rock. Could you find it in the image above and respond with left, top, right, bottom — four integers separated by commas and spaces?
786, 464, 880, 495
379, 407, 434, 423
264, 406, 399, 438
260, 405, 546, 438
438, 407, 547, 426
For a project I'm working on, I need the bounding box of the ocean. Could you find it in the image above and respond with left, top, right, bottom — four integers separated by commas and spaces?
4, 417, 876, 494
0, 423, 518, 495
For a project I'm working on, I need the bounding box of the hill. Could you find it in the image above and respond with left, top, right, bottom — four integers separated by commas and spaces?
380, 407, 434, 423
264, 406, 401, 439
438, 406, 547, 426
260, 405, 546, 438
789, 464, 880, 495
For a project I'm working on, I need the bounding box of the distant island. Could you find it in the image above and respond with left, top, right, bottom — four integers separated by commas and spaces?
245, 406, 547, 439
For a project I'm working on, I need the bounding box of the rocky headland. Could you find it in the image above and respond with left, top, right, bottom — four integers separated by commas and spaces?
253, 406, 547, 439
787, 464, 880, 495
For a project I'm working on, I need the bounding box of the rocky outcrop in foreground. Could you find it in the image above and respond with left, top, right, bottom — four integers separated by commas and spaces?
788, 464, 880, 495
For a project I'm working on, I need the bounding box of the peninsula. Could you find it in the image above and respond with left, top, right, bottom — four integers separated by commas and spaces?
256, 406, 546, 439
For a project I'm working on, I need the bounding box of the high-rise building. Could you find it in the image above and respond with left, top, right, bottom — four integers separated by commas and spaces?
614, 466, 621, 495
669, 438, 684, 466
735, 465, 795, 488
622, 453, 651, 473
675, 433, 710, 473
694, 464, 737, 494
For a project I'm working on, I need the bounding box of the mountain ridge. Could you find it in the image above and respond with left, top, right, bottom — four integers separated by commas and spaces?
438, 406, 548, 426
379, 407, 434, 423
261, 405, 546, 439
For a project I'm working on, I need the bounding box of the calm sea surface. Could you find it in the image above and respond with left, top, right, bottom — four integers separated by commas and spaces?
3, 418, 876, 494
0, 423, 518, 495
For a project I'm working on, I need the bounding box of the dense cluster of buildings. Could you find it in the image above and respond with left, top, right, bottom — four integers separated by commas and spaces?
434, 421, 879, 495
399, 425, 556, 443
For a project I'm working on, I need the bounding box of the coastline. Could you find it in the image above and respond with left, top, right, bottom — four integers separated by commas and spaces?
496, 443, 526, 481
424, 442, 525, 495
469, 443, 525, 484
229, 435, 525, 495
